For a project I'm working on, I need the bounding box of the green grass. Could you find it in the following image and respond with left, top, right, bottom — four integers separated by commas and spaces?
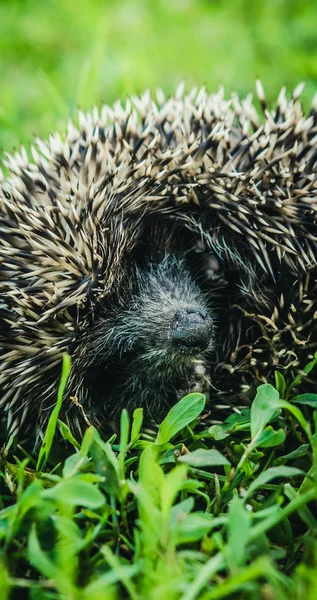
1, 0, 317, 152
0, 355, 317, 599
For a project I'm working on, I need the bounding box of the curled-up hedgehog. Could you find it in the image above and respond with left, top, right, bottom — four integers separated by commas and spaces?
1, 81, 317, 441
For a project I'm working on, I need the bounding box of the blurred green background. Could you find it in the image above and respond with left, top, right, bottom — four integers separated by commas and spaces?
0, 0, 316, 151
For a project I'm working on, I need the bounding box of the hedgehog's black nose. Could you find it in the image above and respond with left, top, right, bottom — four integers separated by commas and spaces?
171, 307, 213, 353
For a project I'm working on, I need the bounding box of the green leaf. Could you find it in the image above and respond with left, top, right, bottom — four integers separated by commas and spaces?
250, 384, 280, 440
208, 425, 229, 440
14, 481, 43, 523
62, 427, 94, 478
36, 353, 72, 472
161, 465, 188, 516
130, 408, 143, 443
84, 542, 139, 598
174, 512, 214, 544
274, 371, 286, 398
58, 420, 81, 449
256, 426, 286, 448
245, 466, 304, 499
223, 409, 251, 432
42, 478, 105, 508
291, 393, 317, 407
178, 449, 230, 467
52, 515, 84, 551
156, 393, 205, 444
139, 446, 164, 507
273, 444, 309, 466
169, 497, 194, 524
128, 480, 162, 538
278, 400, 312, 440
28, 525, 59, 579
287, 352, 317, 394
91, 429, 121, 498
226, 495, 250, 569
62, 452, 89, 479
249, 488, 317, 543
298, 464, 317, 494
84, 565, 138, 598
224, 409, 251, 426
119, 409, 130, 478
284, 483, 317, 531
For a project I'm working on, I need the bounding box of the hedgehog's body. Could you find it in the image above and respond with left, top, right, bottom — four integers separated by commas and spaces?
1, 83, 317, 440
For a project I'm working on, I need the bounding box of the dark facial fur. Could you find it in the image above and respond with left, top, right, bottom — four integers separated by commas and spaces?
70, 256, 214, 431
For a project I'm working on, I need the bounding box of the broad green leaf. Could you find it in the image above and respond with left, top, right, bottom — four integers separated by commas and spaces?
179, 479, 206, 494
223, 409, 251, 432
156, 393, 205, 444
139, 445, 164, 507
62, 452, 90, 479
178, 449, 230, 467
15, 481, 43, 521
226, 495, 250, 569
159, 445, 183, 466
161, 465, 188, 516
224, 409, 251, 425
169, 497, 194, 525
251, 384, 280, 440
42, 478, 105, 508
208, 425, 229, 440
91, 429, 121, 498
174, 512, 214, 544
128, 481, 162, 537
291, 393, 317, 408
93, 429, 120, 473
28, 526, 59, 579
62, 427, 94, 478
245, 466, 304, 499
52, 515, 85, 551
256, 426, 286, 448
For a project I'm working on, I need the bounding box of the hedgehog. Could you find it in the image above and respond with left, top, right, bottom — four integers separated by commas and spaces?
1, 82, 317, 442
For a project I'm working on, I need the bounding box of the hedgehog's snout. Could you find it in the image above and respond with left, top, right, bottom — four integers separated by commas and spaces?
171, 307, 213, 353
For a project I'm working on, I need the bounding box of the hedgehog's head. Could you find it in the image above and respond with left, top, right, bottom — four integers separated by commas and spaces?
75, 255, 214, 424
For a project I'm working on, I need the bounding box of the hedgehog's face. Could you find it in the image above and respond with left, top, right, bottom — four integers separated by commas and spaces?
80, 256, 214, 421
117, 257, 214, 358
